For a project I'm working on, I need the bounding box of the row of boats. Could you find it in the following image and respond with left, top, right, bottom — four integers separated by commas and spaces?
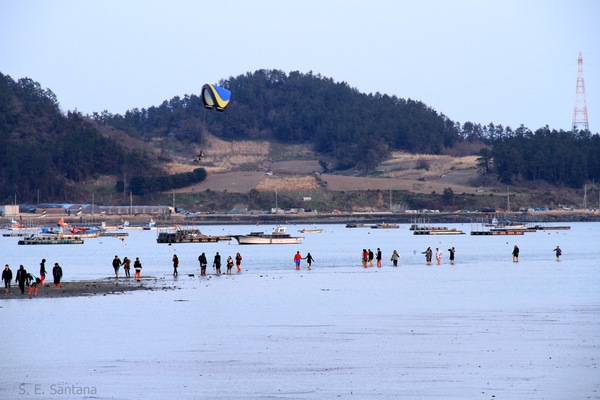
156, 226, 309, 245
410, 220, 570, 236
4, 220, 309, 246
3, 215, 571, 245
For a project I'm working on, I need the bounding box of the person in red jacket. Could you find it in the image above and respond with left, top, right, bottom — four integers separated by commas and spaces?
294, 251, 302, 270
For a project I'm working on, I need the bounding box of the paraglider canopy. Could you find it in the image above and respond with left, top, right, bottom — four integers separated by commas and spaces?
201, 84, 231, 112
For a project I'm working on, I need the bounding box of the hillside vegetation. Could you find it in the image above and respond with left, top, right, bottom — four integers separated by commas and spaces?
1, 69, 598, 211
0, 73, 161, 203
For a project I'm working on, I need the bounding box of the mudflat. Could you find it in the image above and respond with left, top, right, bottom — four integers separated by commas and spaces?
0, 277, 174, 299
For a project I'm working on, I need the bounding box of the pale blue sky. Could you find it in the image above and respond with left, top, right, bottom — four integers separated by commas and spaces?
1, 0, 599, 132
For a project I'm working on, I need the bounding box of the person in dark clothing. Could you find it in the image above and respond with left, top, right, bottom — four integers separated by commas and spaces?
553, 246, 562, 261
423, 247, 433, 265
133, 257, 142, 281
376, 248, 382, 267
235, 252, 242, 273
368, 249, 374, 267
112, 255, 121, 278
512, 245, 520, 262
52, 263, 63, 290
172, 254, 179, 277
213, 252, 221, 276
2, 265, 12, 294
15, 265, 27, 294
198, 253, 208, 276
304, 253, 315, 270
39, 259, 47, 286
448, 247, 456, 265
122, 257, 131, 277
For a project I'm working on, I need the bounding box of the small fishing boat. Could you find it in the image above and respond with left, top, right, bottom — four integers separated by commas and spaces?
233, 226, 304, 245
298, 228, 324, 234
142, 218, 158, 230
7, 218, 38, 231
40, 227, 100, 239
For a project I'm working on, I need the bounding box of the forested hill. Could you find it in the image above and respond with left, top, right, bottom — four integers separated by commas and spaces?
98, 69, 599, 188
1, 69, 598, 205
0, 73, 160, 203
97, 69, 462, 170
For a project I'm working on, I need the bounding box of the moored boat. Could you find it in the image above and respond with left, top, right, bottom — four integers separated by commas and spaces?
233, 226, 303, 245
40, 227, 100, 239
99, 231, 130, 237
298, 228, 324, 234
156, 228, 230, 244
345, 223, 368, 228
528, 223, 571, 231
371, 223, 400, 229
18, 235, 84, 245
471, 230, 525, 236
412, 224, 465, 235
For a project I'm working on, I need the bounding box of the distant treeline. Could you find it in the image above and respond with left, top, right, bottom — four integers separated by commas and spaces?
484, 127, 600, 188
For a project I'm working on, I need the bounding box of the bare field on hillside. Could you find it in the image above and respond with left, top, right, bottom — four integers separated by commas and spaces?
257, 176, 320, 191
202, 135, 270, 171
168, 139, 487, 195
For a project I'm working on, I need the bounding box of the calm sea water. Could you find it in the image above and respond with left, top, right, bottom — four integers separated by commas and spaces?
2, 222, 599, 281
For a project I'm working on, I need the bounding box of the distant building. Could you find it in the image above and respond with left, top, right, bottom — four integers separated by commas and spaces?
0, 205, 19, 217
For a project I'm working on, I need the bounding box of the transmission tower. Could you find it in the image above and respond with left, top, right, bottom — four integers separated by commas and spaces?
572, 52, 589, 131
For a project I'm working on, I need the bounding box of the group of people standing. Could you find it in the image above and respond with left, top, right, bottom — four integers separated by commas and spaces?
113, 252, 244, 280
112, 255, 143, 280
2, 259, 62, 295
422, 247, 456, 265
360, 248, 407, 268
361, 248, 384, 268
176, 252, 243, 276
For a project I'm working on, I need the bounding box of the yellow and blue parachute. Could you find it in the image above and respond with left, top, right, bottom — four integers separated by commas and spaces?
201, 84, 231, 112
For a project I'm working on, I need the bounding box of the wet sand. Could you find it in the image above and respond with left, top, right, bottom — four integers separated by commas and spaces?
0, 276, 175, 299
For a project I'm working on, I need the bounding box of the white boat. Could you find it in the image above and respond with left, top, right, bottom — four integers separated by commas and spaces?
44, 220, 100, 238
298, 228, 324, 234
7, 219, 39, 231
233, 226, 304, 245
142, 218, 158, 230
